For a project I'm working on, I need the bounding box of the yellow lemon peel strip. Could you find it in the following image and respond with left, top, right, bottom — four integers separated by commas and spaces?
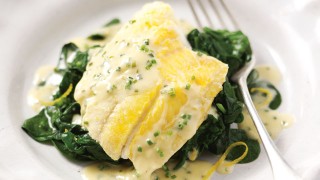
202, 141, 248, 180
250, 87, 273, 106
40, 84, 73, 106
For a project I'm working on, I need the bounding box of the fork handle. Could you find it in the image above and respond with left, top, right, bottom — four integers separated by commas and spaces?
237, 76, 301, 180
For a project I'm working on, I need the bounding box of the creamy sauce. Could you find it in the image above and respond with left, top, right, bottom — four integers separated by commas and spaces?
28, 65, 61, 112
238, 65, 294, 141
255, 65, 282, 85
82, 160, 213, 180
239, 107, 293, 140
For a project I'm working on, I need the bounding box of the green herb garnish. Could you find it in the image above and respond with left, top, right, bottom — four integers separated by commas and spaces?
140, 45, 150, 53
87, 34, 105, 41
185, 83, 191, 90
145, 59, 157, 70
104, 18, 120, 27
129, 19, 136, 24
146, 139, 154, 145
154, 131, 160, 137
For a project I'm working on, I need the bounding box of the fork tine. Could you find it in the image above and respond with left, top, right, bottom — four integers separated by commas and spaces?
208, 0, 226, 28
219, 0, 239, 30
197, 0, 213, 27
187, 0, 240, 30
187, 0, 203, 28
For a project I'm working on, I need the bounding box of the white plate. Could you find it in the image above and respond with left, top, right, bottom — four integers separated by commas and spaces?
1, 0, 320, 179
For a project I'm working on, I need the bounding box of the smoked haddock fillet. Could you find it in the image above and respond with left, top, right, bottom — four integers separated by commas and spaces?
74, 1, 228, 177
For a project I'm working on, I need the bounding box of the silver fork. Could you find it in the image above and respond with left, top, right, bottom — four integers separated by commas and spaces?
187, 0, 301, 179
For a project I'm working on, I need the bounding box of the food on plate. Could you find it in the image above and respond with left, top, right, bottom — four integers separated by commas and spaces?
22, 1, 293, 179
74, 2, 228, 177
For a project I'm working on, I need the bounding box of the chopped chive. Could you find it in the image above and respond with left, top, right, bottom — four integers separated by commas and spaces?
183, 120, 188, 125
178, 114, 192, 129
162, 164, 170, 177
146, 139, 153, 145
216, 103, 226, 113
144, 39, 150, 45
129, 19, 136, 24
162, 164, 169, 171
140, 45, 149, 53
168, 88, 176, 97
131, 61, 137, 68
145, 59, 157, 70
87, 34, 105, 41
157, 148, 164, 157
137, 146, 143, 152
151, 59, 156, 64
178, 123, 184, 130
185, 83, 191, 90
165, 171, 170, 178
125, 81, 132, 90
38, 81, 46, 87
125, 76, 136, 90
116, 67, 121, 71
191, 75, 196, 80
153, 131, 160, 137
181, 114, 191, 120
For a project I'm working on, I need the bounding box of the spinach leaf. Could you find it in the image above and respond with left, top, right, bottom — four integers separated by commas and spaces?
267, 83, 282, 110
57, 43, 78, 68
247, 69, 259, 87
22, 109, 55, 141
214, 80, 244, 124
68, 51, 89, 73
